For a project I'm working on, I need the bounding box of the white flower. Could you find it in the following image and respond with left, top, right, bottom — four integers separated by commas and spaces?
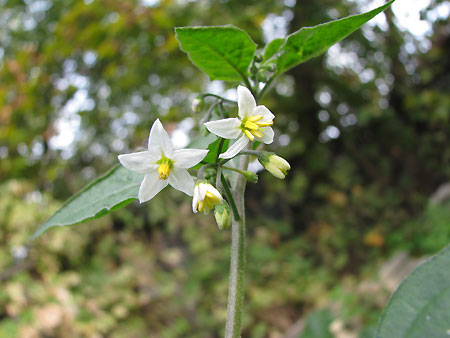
118, 119, 208, 203
192, 181, 223, 214
204, 85, 274, 159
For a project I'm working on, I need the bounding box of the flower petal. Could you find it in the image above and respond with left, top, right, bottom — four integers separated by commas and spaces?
168, 167, 195, 196
118, 151, 157, 173
219, 134, 249, 159
148, 118, 173, 156
255, 127, 274, 144
171, 149, 209, 169
237, 85, 256, 119
138, 172, 168, 203
204, 118, 242, 139
207, 185, 223, 201
253, 105, 275, 121
192, 184, 201, 213
198, 183, 208, 201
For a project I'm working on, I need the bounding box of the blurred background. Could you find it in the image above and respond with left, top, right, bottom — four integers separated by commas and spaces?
0, 0, 449, 337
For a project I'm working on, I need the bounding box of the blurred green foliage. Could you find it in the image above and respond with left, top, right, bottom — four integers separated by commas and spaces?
0, 0, 449, 337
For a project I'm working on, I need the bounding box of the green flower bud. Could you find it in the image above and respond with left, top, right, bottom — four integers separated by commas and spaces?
241, 170, 258, 184
203, 168, 217, 181
214, 201, 232, 230
192, 97, 204, 112
254, 54, 263, 63
265, 64, 276, 72
255, 70, 267, 83
258, 152, 291, 179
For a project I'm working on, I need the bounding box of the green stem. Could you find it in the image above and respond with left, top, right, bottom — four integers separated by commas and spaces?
200, 101, 220, 125
220, 174, 240, 221
223, 71, 274, 337
239, 150, 265, 157
256, 73, 277, 101
216, 138, 225, 163
216, 165, 222, 192
224, 151, 249, 338
222, 166, 246, 175
202, 93, 237, 105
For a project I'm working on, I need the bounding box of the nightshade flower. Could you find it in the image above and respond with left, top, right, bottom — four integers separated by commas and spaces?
192, 181, 223, 214
118, 119, 208, 203
204, 86, 274, 159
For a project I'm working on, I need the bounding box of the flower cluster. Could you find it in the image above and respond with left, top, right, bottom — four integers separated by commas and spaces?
118, 86, 290, 228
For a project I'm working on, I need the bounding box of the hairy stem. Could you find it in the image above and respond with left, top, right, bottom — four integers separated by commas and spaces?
224, 152, 249, 338
220, 174, 240, 222
224, 75, 273, 337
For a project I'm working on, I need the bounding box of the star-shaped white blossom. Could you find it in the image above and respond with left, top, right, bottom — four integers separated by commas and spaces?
204, 85, 274, 159
118, 119, 208, 203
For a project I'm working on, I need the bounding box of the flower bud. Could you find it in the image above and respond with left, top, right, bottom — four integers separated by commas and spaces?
214, 201, 232, 230
258, 152, 291, 179
255, 70, 267, 83
241, 170, 258, 184
192, 97, 204, 112
254, 54, 263, 63
192, 181, 223, 214
265, 64, 276, 72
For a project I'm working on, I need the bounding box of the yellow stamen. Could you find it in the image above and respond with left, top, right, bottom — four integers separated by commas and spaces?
206, 199, 215, 210
242, 115, 272, 140
250, 129, 263, 138
247, 115, 263, 122
158, 163, 170, 180
206, 191, 221, 204
198, 200, 205, 212
255, 120, 273, 127
244, 120, 259, 130
244, 129, 255, 141
193, 183, 223, 214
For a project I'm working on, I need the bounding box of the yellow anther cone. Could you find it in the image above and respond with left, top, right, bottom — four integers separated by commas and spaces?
158, 163, 170, 180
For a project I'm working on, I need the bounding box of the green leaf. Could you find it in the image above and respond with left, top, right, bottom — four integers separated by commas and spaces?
276, 0, 395, 74
262, 38, 284, 63
32, 165, 143, 239
203, 137, 229, 164
376, 244, 450, 338
175, 25, 257, 81
190, 136, 229, 170
301, 309, 334, 338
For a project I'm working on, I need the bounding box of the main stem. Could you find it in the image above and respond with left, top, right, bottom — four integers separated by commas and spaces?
224, 152, 249, 338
